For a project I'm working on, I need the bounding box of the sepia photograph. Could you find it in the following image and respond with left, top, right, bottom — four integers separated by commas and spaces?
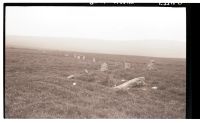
5, 4, 186, 118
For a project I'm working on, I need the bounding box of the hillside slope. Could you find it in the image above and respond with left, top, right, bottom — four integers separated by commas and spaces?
5, 47, 186, 118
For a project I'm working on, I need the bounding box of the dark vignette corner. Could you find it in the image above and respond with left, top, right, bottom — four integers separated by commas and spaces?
3, 3, 6, 119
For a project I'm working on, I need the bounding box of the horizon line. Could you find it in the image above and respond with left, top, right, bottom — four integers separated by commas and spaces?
6, 35, 186, 43
5, 45, 186, 59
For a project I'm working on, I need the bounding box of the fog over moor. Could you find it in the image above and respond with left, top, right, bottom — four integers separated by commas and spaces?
6, 7, 186, 58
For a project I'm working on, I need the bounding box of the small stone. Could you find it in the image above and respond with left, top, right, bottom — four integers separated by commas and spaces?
67, 75, 74, 79
121, 79, 126, 82
152, 86, 158, 90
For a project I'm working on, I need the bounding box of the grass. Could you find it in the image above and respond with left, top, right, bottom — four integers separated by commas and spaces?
5, 47, 186, 118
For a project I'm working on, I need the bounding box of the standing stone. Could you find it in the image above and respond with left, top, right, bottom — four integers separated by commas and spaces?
147, 60, 155, 70
124, 62, 131, 69
93, 57, 96, 62
77, 56, 80, 59
100, 62, 108, 72
82, 56, 85, 60
73, 54, 76, 58
84, 69, 89, 73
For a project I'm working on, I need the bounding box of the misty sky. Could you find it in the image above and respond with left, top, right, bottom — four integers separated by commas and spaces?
6, 7, 186, 58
